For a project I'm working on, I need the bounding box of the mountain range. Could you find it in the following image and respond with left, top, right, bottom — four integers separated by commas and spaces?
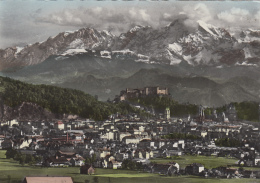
1, 18, 260, 107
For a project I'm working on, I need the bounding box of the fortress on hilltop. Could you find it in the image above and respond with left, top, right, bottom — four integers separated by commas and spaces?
117, 86, 169, 101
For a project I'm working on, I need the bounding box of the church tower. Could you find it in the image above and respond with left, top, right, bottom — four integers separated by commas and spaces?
165, 107, 170, 120
198, 105, 205, 123
259, 103, 260, 122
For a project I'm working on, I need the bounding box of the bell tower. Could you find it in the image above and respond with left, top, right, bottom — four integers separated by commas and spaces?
164, 107, 170, 120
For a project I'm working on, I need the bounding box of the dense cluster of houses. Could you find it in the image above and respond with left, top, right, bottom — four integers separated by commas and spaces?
1, 105, 260, 179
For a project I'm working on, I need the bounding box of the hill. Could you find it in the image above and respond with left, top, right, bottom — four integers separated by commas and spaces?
0, 77, 140, 121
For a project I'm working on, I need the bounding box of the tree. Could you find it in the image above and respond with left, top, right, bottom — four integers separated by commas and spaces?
91, 154, 96, 163
19, 154, 26, 166
5, 149, 17, 159
93, 177, 99, 183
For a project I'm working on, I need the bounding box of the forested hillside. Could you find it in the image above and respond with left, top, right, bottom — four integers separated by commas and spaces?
0, 77, 140, 121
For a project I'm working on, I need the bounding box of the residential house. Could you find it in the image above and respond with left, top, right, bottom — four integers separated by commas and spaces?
60, 144, 75, 152
254, 155, 260, 166
1, 139, 13, 149
56, 151, 77, 161
123, 136, 140, 144
54, 121, 65, 130
80, 164, 95, 174
45, 156, 71, 167
168, 162, 180, 172
95, 148, 111, 159
108, 160, 122, 169
134, 149, 153, 159
0, 135, 5, 149
119, 132, 131, 141
243, 170, 257, 178
151, 164, 178, 176
185, 163, 205, 175
100, 131, 114, 140
115, 152, 129, 161
70, 156, 85, 166
226, 168, 239, 178
138, 139, 152, 148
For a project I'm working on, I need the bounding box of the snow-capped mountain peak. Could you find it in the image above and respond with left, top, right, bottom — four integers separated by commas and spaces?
197, 20, 216, 36
1, 19, 260, 71
197, 20, 225, 39
129, 25, 146, 33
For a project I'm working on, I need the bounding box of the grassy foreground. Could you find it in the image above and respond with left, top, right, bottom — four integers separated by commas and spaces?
1, 150, 260, 183
151, 155, 238, 169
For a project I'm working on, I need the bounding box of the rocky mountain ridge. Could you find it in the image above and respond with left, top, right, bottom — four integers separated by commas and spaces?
1, 19, 260, 71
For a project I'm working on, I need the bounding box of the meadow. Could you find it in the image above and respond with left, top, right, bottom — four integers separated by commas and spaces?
1, 150, 260, 183
151, 155, 238, 169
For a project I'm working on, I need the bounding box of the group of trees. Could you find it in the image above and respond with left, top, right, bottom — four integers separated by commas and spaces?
0, 77, 145, 121
121, 159, 144, 171
128, 96, 198, 117
85, 154, 97, 164
215, 138, 241, 147
5, 148, 42, 166
233, 102, 259, 122
161, 133, 200, 140
204, 101, 259, 122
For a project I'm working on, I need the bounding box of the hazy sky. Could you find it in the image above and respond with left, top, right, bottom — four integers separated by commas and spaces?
1, 0, 260, 49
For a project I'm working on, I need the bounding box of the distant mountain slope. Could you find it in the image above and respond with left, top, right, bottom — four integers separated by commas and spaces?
2, 52, 260, 107
2, 19, 260, 71
57, 68, 260, 107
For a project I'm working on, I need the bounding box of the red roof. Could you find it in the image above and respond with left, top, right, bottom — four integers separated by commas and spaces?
24, 177, 73, 183
56, 121, 64, 125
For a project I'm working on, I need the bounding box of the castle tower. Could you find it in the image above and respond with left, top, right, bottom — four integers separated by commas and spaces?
165, 107, 170, 120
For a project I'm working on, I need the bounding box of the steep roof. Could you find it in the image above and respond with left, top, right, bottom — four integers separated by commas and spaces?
24, 177, 73, 183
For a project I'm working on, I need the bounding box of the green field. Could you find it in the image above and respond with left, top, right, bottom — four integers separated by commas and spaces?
151, 155, 238, 169
1, 150, 260, 183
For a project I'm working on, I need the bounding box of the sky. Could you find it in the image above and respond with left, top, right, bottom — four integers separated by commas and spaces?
1, 0, 260, 49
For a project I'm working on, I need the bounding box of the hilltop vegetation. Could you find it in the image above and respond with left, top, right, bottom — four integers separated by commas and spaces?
210, 102, 259, 122
0, 77, 142, 121
128, 95, 199, 117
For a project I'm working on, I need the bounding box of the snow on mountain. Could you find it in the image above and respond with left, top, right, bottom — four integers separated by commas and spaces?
112, 49, 135, 55
64, 30, 77, 37
3, 19, 260, 71
101, 30, 114, 37
197, 20, 229, 39
61, 49, 87, 56
136, 54, 149, 63
235, 61, 258, 67
129, 25, 146, 33
168, 43, 182, 54
14, 47, 24, 58
100, 50, 111, 59
68, 39, 85, 49
243, 47, 253, 58
197, 20, 217, 37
